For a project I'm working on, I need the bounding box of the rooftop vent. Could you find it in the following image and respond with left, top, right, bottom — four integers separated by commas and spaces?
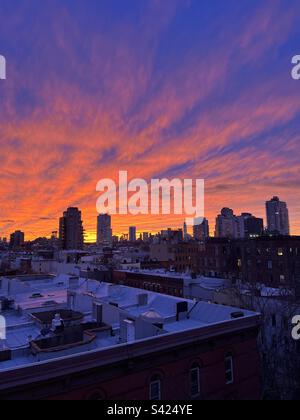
141, 309, 164, 324
93, 302, 103, 325
120, 318, 135, 343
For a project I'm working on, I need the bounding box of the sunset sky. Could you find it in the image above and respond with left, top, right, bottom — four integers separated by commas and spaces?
0, 0, 300, 241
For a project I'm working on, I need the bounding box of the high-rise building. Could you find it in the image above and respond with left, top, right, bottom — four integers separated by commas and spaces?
215, 209, 264, 239
183, 222, 188, 240
193, 218, 209, 241
129, 226, 137, 242
10, 231, 25, 249
59, 207, 84, 250
97, 214, 112, 246
266, 197, 290, 235
215, 208, 241, 239
238, 213, 264, 238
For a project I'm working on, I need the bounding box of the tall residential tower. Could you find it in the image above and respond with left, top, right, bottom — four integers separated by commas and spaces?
59, 207, 84, 250
97, 214, 112, 246
266, 196, 290, 235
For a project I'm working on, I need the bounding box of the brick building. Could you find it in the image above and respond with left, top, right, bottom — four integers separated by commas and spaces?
150, 242, 203, 273
0, 274, 262, 400
197, 236, 300, 297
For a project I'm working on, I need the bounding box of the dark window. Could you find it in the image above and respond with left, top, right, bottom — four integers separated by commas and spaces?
225, 354, 234, 385
149, 377, 161, 400
190, 366, 200, 398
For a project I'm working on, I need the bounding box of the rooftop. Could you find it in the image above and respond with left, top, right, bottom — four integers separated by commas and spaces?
0, 273, 260, 376
116, 268, 230, 288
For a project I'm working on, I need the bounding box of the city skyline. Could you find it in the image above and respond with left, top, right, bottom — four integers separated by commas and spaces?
1, 195, 292, 243
1, 0, 300, 241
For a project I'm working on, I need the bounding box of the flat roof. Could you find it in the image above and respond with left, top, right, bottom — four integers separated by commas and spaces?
0, 274, 260, 375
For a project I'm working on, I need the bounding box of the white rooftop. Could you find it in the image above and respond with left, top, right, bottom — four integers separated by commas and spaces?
0, 273, 260, 374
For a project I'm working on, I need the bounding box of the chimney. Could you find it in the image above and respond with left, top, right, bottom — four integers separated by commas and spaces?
93, 302, 103, 325
120, 318, 135, 343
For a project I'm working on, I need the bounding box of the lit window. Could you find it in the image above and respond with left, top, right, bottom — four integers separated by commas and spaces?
150, 378, 161, 400
278, 248, 284, 256
190, 366, 200, 398
225, 354, 234, 385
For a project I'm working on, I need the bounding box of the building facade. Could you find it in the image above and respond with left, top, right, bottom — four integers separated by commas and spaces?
129, 227, 137, 242
97, 214, 112, 247
240, 214, 264, 238
193, 218, 209, 241
9, 231, 25, 249
266, 197, 290, 235
59, 207, 84, 250
197, 237, 300, 297
215, 208, 241, 239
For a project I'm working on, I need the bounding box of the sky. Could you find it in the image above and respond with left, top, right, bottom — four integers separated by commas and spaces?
0, 0, 300, 241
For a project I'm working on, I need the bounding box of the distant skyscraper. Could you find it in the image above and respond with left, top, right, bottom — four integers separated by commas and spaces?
193, 218, 209, 241
142, 232, 150, 242
129, 226, 137, 242
266, 196, 290, 235
97, 214, 112, 246
238, 213, 264, 238
215, 208, 264, 239
215, 208, 241, 239
183, 222, 188, 240
10, 230, 25, 249
59, 207, 84, 250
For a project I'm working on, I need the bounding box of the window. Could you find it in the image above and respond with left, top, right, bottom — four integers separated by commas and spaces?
278, 248, 284, 256
280, 275, 285, 284
225, 354, 234, 385
267, 260, 273, 270
190, 366, 200, 398
149, 378, 161, 400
